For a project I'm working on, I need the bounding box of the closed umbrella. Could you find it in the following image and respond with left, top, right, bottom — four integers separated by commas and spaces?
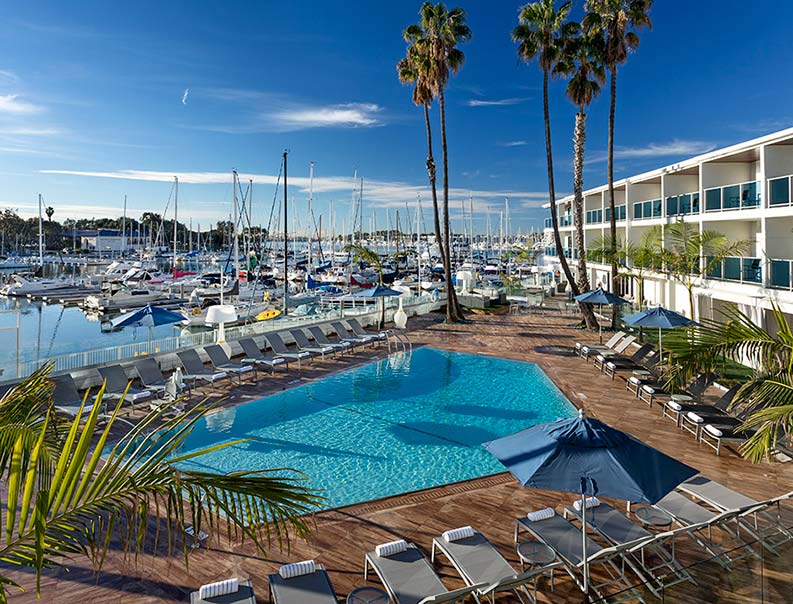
483, 409, 698, 596
111, 304, 184, 352
574, 288, 629, 344
622, 306, 698, 358
353, 285, 402, 329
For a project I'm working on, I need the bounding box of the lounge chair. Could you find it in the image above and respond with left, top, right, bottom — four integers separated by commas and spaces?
268, 561, 337, 604
514, 509, 644, 601
654, 491, 756, 566
346, 317, 388, 342
575, 332, 625, 358
563, 497, 694, 595
364, 540, 484, 604
190, 578, 255, 604
330, 321, 371, 348
289, 329, 335, 358
177, 349, 229, 390
51, 374, 97, 418
678, 476, 793, 554
430, 526, 556, 603
98, 364, 152, 403
580, 335, 636, 361
605, 348, 663, 380
638, 373, 714, 408
678, 386, 747, 439
134, 357, 190, 399
238, 337, 287, 373
595, 343, 653, 374
264, 333, 313, 368
204, 345, 255, 383
662, 385, 739, 428
307, 325, 351, 354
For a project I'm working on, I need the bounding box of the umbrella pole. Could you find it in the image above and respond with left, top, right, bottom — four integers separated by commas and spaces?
599, 304, 603, 344
582, 491, 589, 596
659, 327, 663, 359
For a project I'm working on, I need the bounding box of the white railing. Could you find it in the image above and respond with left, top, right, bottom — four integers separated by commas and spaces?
16, 294, 444, 378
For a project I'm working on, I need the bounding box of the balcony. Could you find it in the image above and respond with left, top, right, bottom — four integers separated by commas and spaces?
706, 256, 762, 284
544, 246, 578, 259
768, 174, 793, 207
605, 204, 627, 222
632, 198, 662, 220
665, 191, 700, 216
704, 180, 760, 212
544, 214, 573, 229
585, 209, 602, 224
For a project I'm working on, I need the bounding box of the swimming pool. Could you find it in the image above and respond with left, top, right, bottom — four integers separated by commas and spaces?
178, 347, 577, 510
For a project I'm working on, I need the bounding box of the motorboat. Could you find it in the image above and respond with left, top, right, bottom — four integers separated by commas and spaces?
84, 285, 166, 311
0, 275, 76, 297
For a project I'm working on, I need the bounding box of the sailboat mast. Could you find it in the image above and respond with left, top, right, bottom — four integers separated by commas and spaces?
283, 151, 289, 315
172, 176, 179, 272
308, 161, 314, 269
37, 193, 44, 267
122, 194, 127, 256
232, 170, 240, 283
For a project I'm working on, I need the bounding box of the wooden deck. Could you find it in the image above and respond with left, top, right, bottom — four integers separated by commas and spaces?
2, 310, 792, 603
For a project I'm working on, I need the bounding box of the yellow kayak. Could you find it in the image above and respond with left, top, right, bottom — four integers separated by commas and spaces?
256, 308, 282, 321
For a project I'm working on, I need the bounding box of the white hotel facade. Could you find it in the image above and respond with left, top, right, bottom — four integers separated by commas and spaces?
541, 127, 793, 329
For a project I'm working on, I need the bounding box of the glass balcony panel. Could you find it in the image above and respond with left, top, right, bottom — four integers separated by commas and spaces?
742, 258, 762, 283
771, 260, 791, 289
652, 199, 662, 217
740, 181, 759, 207
666, 195, 678, 215
597, 210, 603, 223
619, 205, 626, 220
769, 177, 790, 206
679, 194, 691, 214
633, 202, 642, 219
605, 208, 611, 221
641, 201, 651, 218
706, 256, 721, 279
723, 256, 741, 280
692, 192, 700, 212
705, 188, 721, 211
721, 185, 740, 210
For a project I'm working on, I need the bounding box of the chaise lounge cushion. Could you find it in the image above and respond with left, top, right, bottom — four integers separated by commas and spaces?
527, 508, 555, 522
279, 560, 316, 579
442, 526, 475, 542
376, 539, 408, 557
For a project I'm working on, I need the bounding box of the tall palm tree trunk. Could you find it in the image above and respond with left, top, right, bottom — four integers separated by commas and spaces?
439, 89, 463, 322
607, 67, 619, 327
573, 108, 598, 330
423, 104, 446, 270
542, 69, 578, 298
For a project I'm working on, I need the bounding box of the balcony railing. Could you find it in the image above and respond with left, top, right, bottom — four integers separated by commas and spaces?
768, 174, 793, 207
706, 256, 762, 284
632, 198, 662, 220
605, 204, 627, 222
585, 209, 603, 224
704, 180, 760, 212
665, 191, 700, 216
770, 259, 793, 290
544, 246, 578, 259
544, 214, 573, 229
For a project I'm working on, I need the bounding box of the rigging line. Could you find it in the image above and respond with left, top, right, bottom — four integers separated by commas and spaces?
154, 179, 176, 248
264, 159, 283, 257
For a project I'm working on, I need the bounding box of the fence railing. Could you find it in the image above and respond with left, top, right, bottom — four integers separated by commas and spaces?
17, 294, 444, 378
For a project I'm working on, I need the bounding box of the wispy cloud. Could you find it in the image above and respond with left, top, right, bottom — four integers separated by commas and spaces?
0, 126, 62, 136
39, 168, 551, 211
735, 118, 793, 135
465, 97, 527, 107
181, 88, 189, 105
0, 70, 18, 84
270, 102, 383, 130
0, 94, 43, 114
589, 139, 717, 163
501, 140, 529, 147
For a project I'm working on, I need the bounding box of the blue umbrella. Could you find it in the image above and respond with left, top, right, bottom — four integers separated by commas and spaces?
111, 304, 184, 352
622, 306, 698, 357
574, 288, 629, 344
483, 409, 698, 593
352, 284, 402, 298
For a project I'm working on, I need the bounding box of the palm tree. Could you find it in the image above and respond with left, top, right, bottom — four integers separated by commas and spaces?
44, 206, 54, 222
397, 33, 447, 276
662, 303, 793, 463
587, 226, 662, 310
344, 243, 388, 327
412, 2, 470, 323
0, 367, 322, 601
584, 0, 652, 324
660, 220, 748, 319
514, 2, 582, 301
555, 26, 605, 329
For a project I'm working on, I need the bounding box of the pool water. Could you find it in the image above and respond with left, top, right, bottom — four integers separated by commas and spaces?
178, 347, 577, 510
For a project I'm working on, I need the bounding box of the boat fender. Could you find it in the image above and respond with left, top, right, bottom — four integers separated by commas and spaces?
192, 307, 201, 316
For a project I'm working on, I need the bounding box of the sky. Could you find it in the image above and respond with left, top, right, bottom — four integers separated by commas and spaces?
1, 0, 792, 234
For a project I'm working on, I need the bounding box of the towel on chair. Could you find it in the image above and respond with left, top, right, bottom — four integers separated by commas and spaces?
443, 526, 475, 542
279, 560, 316, 579
376, 540, 408, 557
198, 578, 239, 600
527, 508, 555, 522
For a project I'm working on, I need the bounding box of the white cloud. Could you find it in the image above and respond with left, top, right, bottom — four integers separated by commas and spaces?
466, 97, 527, 107
589, 139, 717, 163
0, 94, 43, 114
0, 69, 18, 83
502, 140, 529, 147
0, 126, 62, 136
271, 103, 383, 129
181, 88, 189, 105
39, 168, 551, 211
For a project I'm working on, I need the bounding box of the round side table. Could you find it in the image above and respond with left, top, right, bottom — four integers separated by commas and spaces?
517, 540, 557, 592
635, 505, 673, 530
671, 394, 693, 403
347, 586, 389, 604
632, 370, 652, 378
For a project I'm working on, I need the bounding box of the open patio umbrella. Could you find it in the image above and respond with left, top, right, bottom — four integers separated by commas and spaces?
622, 305, 698, 358
111, 304, 184, 352
574, 288, 629, 344
483, 409, 697, 595
353, 285, 402, 329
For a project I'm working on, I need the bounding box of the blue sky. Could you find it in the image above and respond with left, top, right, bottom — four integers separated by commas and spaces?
1, 0, 792, 233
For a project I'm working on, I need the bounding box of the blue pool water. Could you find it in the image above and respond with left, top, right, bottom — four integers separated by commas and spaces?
178, 347, 577, 510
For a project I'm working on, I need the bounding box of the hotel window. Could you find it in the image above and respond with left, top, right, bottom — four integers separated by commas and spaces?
705, 188, 721, 211
769, 177, 790, 206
